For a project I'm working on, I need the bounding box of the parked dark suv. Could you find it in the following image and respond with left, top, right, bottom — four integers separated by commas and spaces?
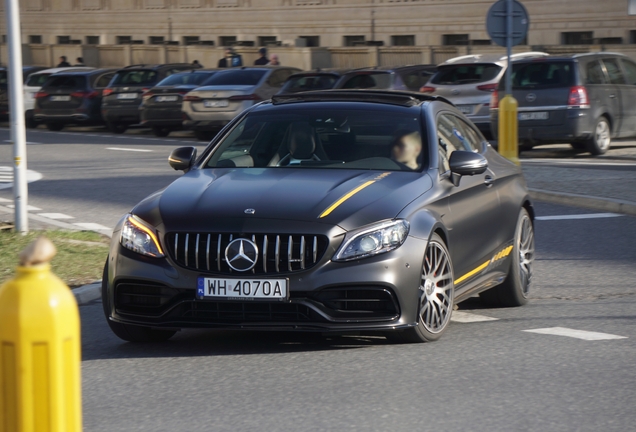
102, 63, 201, 134
334, 65, 437, 92
491, 53, 636, 155
34, 69, 117, 130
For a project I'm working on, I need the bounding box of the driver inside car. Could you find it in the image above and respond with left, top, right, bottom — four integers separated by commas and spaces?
390, 130, 422, 170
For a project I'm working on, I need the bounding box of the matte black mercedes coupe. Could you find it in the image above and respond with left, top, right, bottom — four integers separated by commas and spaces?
103, 90, 535, 343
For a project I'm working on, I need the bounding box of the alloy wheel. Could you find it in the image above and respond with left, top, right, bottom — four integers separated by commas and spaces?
518, 214, 535, 297
419, 241, 454, 333
595, 119, 611, 151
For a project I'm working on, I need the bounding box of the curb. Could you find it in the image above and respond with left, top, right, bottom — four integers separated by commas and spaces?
529, 188, 636, 216
73, 281, 101, 305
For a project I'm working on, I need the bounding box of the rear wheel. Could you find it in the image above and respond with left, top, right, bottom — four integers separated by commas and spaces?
107, 122, 128, 134
480, 208, 534, 307
46, 122, 64, 131
586, 116, 611, 155
388, 233, 454, 343
101, 261, 177, 343
152, 126, 171, 137
25, 114, 37, 129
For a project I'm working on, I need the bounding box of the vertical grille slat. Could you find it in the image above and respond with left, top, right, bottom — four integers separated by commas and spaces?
167, 232, 328, 275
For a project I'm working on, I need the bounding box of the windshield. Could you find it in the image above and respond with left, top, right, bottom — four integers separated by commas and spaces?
339, 73, 392, 89
204, 70, 266, 86
112, 69, 158, 86
156, 72, 216, 87
509, 61, 575, 89
205, 107, 426, 172
44, 75, 87, 90
280, 74, 339, 93
431, 64, 502, 85
26, 73, 52, 87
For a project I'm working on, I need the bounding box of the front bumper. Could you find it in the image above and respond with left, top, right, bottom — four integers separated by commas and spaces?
105, 231, 426, 332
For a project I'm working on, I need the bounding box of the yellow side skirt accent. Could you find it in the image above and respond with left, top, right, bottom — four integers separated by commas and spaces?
319, 180, 376, 218
454, 245, 514, 285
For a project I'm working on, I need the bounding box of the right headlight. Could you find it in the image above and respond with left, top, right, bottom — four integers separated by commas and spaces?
333, 219, 410, 262
120, 214, 164, 258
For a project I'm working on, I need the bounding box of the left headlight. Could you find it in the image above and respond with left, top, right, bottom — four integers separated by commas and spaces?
120, 214, 165, 258
333, 219, 410, 262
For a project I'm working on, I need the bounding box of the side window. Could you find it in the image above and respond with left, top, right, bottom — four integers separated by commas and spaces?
267, 70, 289, 87
621, 59, 636, 86
585, 60, 606, 85
94, 73, 114, 88
437, 113, 466, 173
455, 119, 482, 152
602, 59, 626, 85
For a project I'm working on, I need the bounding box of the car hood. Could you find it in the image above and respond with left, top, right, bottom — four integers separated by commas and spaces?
133, 168, 433, 232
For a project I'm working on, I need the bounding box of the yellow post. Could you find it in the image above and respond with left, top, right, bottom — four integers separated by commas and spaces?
497, 94, 520, 165
0, 237, 82, 432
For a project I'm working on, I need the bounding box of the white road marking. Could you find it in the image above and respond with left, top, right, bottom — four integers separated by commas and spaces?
0, 166, 44, 190
38, 212, 74, 220
6, 204, 42, 211
536, 213, 623, 221
522, 158, 636, 167
106, 147, 153, 152
3, 140, 41, 144
451, 311, 499, 323
523, 327, 627, 341
0, 197, 11, 203
74, 222, 111, 231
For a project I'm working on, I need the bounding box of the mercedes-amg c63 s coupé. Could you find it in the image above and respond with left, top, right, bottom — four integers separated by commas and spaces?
103, 90, 535, 343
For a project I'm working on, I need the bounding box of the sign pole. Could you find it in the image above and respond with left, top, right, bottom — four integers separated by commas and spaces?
505, 0, 513, 96
5, 0, 28, 233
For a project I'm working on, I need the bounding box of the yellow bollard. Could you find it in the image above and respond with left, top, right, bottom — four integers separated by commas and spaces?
497, 94, 520, 166
0, 237, 82, 432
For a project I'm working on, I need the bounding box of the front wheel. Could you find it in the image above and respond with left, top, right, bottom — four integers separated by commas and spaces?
586, 116, 611, 155
46, 122, 64, 131
388, 233, 454, 343
480, 208, 535, 307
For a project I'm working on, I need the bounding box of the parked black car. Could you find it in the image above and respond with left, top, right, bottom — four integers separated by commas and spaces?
276, 70, 347, 95
334, 65, 437, 92
491, 53, 636, 155
103, 90, 535, 344
102, 63, 201, 134
0, 66, 47, 119
34, 69, 117, 130
140, 69, 219, 137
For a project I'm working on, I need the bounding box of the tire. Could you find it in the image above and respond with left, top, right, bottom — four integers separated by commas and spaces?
152, 126, 171, 137
387, 233, 454, 343
101, 261, 177, 343
570, 142, 586, 151
480, 208, 535, 307
25, 115, 38, 129
194, 130, 214, 141
46, 122, 64, 131
586, 116, 611, 155
519, 141, 534, 152
107, 122, 128, 134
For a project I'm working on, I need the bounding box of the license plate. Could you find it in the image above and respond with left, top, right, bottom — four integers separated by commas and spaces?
197, 277, 288, 300
117, 93, 138, 99
156, 95, 178, 102
458, 105, 474, 115
203, 99, 229, 108
519, 111, 549, 121
50, 95, 70, 102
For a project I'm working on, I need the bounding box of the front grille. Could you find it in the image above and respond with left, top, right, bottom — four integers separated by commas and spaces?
178, 301, 315, 322
311, 287, 400, 319
165, 232, 329, 275
114, 280, 184, 316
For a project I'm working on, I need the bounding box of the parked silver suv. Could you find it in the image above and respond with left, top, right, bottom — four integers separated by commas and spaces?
421, 52, 547, 136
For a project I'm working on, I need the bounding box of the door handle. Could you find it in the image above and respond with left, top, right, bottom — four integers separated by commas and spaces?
484, 175, 495, 187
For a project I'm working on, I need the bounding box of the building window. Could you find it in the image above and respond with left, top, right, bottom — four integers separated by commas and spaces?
86, 36, 100, 45
562, 31, 593, 45
631, 31, 636, 44
299, 36, 320, 47
471, 39, 492, 46
258, 36, 278, 46
391, 35, 415, 46
117, 36, 132, 44
599, 37, 623, 45
442, 34, 469, 46
219, 36, 237, 47
344, 35, 366, 46
57, 35, 72, 44
149, 36, 165, 45
29, 35, 42, 44
183, 36, 200, 45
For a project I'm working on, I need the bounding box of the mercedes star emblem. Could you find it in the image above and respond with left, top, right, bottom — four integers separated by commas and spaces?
225, 238, 258, 272
451, 89, 460, 95
526, 93, 537, 102
244, 208, 256, 214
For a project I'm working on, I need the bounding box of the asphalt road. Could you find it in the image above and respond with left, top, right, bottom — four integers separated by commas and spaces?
1, 127, 635, 430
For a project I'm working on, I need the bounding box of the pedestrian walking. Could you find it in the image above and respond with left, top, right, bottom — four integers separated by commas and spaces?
254, 47, 269, 65
217, 48, 243, 68
192, 59, 203, 68
269, 54, 280, 66
74, 57, 85, 66
56, 56, 71, 67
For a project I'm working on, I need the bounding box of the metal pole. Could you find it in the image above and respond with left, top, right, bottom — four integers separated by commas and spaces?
505, 0, 512, 95
5, 0, 28, 233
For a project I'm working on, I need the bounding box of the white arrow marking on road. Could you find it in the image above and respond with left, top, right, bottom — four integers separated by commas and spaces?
6, 204, 42, 211
38, 213, 75, 220
106, 147, 153, 152
536, 213, 623, 221
0, 166, 43, 190
451, 311, 499, 323
523, 327, 627, 341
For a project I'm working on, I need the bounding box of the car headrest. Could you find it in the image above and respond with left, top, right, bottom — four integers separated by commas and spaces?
288, 122, 316, 160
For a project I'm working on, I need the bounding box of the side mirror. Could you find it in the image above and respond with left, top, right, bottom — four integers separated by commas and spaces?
169, 146, 197, 172
448, 151, 488, 187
